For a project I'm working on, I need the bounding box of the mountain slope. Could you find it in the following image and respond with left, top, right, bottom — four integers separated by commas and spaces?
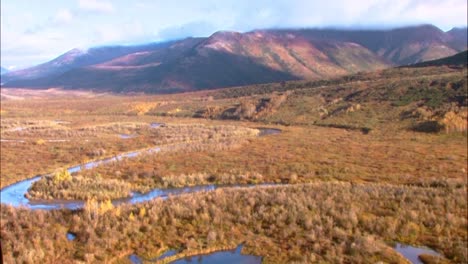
2, 25, 466, 93
268, 24, 463, 65
407, 50, 467, 67
3, 32, 390, 92
447, 27, 468, 51
1, 42, 174, 83
12, 46, 300, 93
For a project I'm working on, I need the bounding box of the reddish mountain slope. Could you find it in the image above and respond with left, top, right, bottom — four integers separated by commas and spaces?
2, 25, 466, 93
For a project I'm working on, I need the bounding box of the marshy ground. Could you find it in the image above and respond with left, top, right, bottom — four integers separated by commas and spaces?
0, 65, 466, 263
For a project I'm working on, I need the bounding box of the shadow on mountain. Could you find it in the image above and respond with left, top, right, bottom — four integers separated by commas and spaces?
404, 50, 467, 68
3, 25, 466, 93
3, 50, 300, 93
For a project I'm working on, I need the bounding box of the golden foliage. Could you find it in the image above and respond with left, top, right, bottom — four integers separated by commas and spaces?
52, 169, 72, 184
130, 102, 159, 115
441, 110, 467, 133
129, 212, 135, 221
84, 197, 114, 220
35, 138, 46, 145
99, 199, 114, 214
138, 207, 146, 218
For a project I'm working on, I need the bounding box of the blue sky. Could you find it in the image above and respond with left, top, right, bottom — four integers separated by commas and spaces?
1, 0, 467, 69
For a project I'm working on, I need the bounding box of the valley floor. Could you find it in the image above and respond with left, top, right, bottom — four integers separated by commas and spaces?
0, 67, 466, 263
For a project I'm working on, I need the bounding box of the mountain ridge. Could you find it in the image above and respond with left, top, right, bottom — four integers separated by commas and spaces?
2, 24, 466, 93
405, 50, 468, 68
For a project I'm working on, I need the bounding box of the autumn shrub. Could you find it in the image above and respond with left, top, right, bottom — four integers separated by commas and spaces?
3, 182, 465, 263
28, 174, 135, 201
25, 123, 259, 200
53, 169, 72, 184
440, 110, 467, 133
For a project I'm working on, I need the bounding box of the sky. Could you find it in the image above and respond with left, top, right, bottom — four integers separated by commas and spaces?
1, 0, 467, 70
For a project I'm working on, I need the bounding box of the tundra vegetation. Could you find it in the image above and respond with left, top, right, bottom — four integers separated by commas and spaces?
27, 124, 259, 200
0, 65, 466, 263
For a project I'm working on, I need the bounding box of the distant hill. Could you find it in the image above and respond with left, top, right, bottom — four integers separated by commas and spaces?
2, 42, 174, 83
406, 50, 467, 67
446, 27, 468, 51
202, 66, 467, 133
2, 25, 466, 93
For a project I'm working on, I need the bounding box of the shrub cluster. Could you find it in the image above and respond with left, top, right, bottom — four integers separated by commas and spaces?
1, 182, 465, 263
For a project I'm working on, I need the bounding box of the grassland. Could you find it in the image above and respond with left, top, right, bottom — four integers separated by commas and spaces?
0, 65, 466, 263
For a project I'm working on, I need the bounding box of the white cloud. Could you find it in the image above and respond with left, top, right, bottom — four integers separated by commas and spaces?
1, 0, 466, 69
91, 21, 148, 44
78, 0, 114, 13
356, 0, 467, 29
54, 9, 74, 24
135, 2, 147, 8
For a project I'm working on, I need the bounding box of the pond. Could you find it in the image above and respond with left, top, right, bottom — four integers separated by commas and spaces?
119, 134, 137, 139
129, 249, 178, 263
9, 126, 27, 132
66, 232, 76, 241
394, 243, 442, 264
150, 122, 165, 128
256, 127, 281, 137
129, 244, 262, 264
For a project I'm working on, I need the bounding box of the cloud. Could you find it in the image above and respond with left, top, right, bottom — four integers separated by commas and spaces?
91, 21, 149, 44
78, 0, 114, 13
23, 8, 74, 35
1, 0, 466, 69
135, 2, 147, 8
156, 21, 218, 40
54, 9, 74, 24
355, 0, 467, 28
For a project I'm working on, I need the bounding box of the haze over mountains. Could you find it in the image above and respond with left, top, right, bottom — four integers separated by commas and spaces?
2, 24, 466, 93
0, 67, 8, 75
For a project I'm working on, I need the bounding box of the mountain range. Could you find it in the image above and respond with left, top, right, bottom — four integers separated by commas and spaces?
1, 24, 466, 93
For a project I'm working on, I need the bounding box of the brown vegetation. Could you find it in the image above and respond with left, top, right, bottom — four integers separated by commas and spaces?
441, 110, 468, 133
24, 124, 259, 200
27, 173, 135, 201
1, 183, 465, 263
0, 65, 466, 263
73, 125, 467, 191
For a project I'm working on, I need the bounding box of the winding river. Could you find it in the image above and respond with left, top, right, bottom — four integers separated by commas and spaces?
0, 126, 444, 264
0, 127, 281, 210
